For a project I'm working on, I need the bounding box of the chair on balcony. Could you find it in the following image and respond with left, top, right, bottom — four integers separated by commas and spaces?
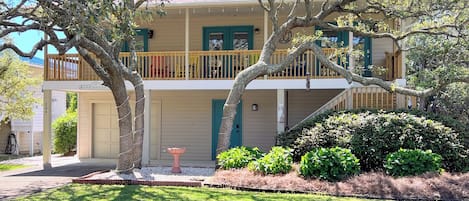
150, 56, 168, 78
189, 55, 200, 79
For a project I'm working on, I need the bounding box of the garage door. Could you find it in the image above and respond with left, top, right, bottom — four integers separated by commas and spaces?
93, 103, 119, 158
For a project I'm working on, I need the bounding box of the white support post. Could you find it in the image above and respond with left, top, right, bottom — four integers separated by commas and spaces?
348, 31, 354, 71
142, 90, 151, 165
185, 8, 190, 80
400, 19, 407, 81
276, 89, 286, 134
29, 131, 33, 156
42, 90, 52, 169
264, 10, 269, 80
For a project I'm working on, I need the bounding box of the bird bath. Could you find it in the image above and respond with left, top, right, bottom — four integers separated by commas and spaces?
167, 147, 186, 173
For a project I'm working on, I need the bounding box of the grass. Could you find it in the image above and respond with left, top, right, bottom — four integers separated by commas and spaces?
0, 163, 29, 171
16, 184, 382, 201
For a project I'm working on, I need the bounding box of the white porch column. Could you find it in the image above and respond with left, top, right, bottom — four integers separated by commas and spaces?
42, 90, 52, 169
184, 8, 190, 80
263, 10, 269, 80
276, 89, 286, 134
348, 31, 354, 71
142, 90, 151, 165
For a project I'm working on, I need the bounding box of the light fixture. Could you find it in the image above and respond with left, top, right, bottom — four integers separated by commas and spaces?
251, 104, 258, 111
254, 28, 260, 34
148, 30, 154, 39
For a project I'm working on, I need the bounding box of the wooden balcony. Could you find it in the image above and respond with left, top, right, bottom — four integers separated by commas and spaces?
44, 49, 400, 81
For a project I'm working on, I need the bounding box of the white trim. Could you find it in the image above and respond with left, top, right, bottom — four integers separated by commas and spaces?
142, 90, 151, 165
276, 89, 286, 134
43, 79, 351, 91
351, 79, 407, 87
184, 8, 190, 80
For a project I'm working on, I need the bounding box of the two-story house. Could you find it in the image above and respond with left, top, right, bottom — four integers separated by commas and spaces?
42, 0, 410, 167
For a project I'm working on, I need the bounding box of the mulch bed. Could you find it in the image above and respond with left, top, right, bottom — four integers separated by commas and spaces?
206, 167, 469, 200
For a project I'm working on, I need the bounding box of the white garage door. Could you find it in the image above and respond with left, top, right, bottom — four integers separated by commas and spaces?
93, 103, 119, 158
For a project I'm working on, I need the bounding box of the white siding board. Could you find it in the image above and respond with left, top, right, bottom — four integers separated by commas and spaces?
287, 89, 343, 126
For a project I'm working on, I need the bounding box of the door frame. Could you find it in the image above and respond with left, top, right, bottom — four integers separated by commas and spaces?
211, 99, 243, 160
203, 26, 254, 51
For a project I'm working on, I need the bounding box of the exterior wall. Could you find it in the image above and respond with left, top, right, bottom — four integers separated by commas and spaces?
372, 38, 394, 67
17, 131, 42, 154
78, 90, 277, 161
138, 8, 395, 72
287, 89, 343, 127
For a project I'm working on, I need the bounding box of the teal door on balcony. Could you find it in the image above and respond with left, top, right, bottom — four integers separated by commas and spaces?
203, 26, 253, 51
212, 100, 242, 160
315, 26, 372, 76
203, 26, 253, 78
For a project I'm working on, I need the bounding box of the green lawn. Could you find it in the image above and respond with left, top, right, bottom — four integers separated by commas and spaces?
0, 163, 28, 172
16, 184, 383, 201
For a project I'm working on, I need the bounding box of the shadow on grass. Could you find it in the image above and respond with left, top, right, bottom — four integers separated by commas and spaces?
17, 184, 359, 201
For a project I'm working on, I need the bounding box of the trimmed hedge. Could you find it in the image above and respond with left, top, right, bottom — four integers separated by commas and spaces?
280, 110, 468, 172
300, 147, 360, 181
217, 146, 263, 169
248, 147, 293, 175
53, 112, 77, 154
384, 149, 442, 177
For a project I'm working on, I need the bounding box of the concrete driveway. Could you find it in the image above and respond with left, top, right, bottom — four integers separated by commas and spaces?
0, 155, 114, 200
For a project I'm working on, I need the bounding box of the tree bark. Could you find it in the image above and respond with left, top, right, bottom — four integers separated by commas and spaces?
125, 72, 145, 169
110, 79, 134, 173
216, 66, 264, 155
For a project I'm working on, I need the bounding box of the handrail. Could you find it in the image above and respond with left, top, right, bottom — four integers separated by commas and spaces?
288, 86, 413, 131
45, 48, 351, 81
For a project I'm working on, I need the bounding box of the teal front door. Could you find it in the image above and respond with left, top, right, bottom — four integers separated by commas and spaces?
212, 100, 242, 160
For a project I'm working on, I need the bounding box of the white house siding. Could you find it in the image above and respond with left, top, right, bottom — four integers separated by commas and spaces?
372, 38, 394, 67
287, 89, 343, 127
78, 90, 277, 161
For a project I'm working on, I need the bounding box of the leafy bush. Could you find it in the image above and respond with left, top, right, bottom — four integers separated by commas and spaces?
281, 110, 468, 172
350, 112, 467, 172
248, 147, 293, 175
217, 146, 263, 169
384, 149, 442, 177
299, 147, 360, 181
53, 112, 77, 154
290, 112, 367, 161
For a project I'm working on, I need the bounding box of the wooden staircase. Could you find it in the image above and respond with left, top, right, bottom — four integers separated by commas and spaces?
290, 86, 417, 130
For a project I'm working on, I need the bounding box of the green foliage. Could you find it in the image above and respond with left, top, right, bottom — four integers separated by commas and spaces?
350, 112, 467, 172
300, 147, 360, 181
384, 149, 442, 177
0, 163, 28, 172
282, 110, 468, 172
216, 146, 263, 170
277, 110, 337, 149
53, 112, 77, 154
66, 92, 77, 112
0, 51, 41, 121
248, 147, 293, 175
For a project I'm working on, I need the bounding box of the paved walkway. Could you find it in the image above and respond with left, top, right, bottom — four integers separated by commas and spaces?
0, 155, 113, 200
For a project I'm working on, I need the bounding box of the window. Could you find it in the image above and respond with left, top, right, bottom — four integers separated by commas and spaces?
121, 29, 149, 52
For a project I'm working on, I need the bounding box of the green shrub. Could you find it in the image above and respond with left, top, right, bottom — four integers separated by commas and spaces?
299, 147, 360, 181
350, 112, 467, 172
290, 111, 367, 161
384, 149, 443, 177
282, 110, 468, 172
277, 110, 336, 147
248, 147, 293, 175
53, 112, 77, 154
216, 146, 263, 169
